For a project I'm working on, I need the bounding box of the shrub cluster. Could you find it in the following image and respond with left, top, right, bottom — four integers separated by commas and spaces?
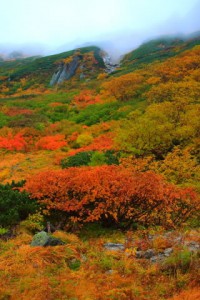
24, 166, 199, 229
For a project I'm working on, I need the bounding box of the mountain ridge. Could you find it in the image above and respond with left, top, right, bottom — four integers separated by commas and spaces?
0, 32, 200, 95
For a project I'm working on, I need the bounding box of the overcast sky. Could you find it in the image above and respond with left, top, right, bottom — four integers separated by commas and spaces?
0, 0, 200, 59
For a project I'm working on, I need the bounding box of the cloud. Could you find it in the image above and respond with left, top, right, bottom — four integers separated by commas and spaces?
0, 0, 199, 60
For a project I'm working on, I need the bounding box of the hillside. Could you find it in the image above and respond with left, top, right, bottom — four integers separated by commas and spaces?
118, 33, 200, 74
0, 46, 105, 95
0, 34, 199, 300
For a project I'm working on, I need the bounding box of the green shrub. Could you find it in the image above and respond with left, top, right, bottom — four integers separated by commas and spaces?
0, 227, 8, 235
104, 150, 120, 165
89, 151, 107, 166
61, 151, 93, 168
70, 102, 128, 125
61, 150, 119, 168
20, 211, 44, 233
67, 259, 81, 271
76, 133, 93, 147
162, 249, 197, 276
0, 112, 9, 128
0, 181, 39, 228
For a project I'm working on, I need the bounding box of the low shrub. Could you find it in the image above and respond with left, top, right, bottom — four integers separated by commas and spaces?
0, 181, 38, 228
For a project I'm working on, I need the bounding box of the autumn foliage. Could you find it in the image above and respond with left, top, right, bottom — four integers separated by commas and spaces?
24, 165, 199, 228
0, 133, 27, 151
102, 73, 144, 101
35, 134, 67, 150
73, 90, 101, 108
68, 133, 114, 156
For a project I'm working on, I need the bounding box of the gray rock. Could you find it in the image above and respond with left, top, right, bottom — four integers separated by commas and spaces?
144, 249, 156, 259
164, 248, 173, 257
185, 241, 200, 252
150, 254, 165, 263
106, 269, 114, 275
31, 231, 64, 247
173, 236, 183, 244
135, 251, 145, 258
136, 249, 155, 259
50, 56, 80, 86
81, 254, 87, 262
79, 73, 85, 80
104, 243, 124, 251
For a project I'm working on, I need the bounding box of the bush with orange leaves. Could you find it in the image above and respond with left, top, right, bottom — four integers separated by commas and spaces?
73, 90, 101, 108
24, 165, 199, 228
0, 133, 27, 151
35, 134, 67, 150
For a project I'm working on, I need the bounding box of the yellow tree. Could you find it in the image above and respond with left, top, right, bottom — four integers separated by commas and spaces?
102, 73, 144, 101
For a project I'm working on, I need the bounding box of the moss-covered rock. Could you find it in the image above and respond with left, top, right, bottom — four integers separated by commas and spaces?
30, 231, 64, 246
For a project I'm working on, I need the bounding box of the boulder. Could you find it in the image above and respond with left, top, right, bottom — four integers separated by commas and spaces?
104, 243, 124, 251
144, 249, 156, 259
164, 248, 173, 257
31, 231, 64, 247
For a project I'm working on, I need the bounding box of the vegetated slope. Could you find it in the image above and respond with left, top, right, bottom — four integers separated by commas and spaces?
0, 33, 199, 300
0, 46, 105, 95
119, 33, 200, 74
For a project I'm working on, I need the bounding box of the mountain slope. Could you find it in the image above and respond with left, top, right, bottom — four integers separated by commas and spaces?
118, 33, 200, 74
0, 46, 105, 95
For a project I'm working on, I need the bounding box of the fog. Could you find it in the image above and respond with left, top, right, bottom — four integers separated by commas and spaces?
0, 0, 200, 61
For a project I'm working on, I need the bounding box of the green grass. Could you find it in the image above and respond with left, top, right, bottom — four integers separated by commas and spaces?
69, 98, 145, 125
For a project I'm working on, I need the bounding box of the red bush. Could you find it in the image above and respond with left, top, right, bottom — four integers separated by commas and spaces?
24, 165, 199, 227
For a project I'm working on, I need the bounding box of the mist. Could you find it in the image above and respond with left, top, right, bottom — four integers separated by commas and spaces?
0, 0, 200, 61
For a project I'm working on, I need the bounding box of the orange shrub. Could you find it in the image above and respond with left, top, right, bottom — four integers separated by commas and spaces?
35, 134, 67, 150
24, 165, 199, 228
73, 90, 101, 108
68, 133, 114, 156
0, 133, 27, 151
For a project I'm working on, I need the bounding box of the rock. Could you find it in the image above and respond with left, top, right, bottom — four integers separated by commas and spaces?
106, 269, 114, 275
164, 248, 173, 257
79, 73, 85, 80
104, 243, 124, 251
144, 249, 156, 259
80, 254, 87, 262
50, 56, 80, 86
136, 249, 155, 259
173, 236, 183, 244
31, 231, 64, 247
184, 241, 200, 252
135, 251, 145, 258
102, 54, 119, 73
150, 254, 165, 263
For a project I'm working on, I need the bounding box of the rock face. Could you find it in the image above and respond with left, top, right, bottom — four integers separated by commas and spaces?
50, 56, 80, 86
102, 54, 119, 73
31, 231, 64, 247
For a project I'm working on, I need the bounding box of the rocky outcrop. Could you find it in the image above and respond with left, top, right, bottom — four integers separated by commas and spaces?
103, 230, 200, 263
50, 56, 80, 86
102, 54, 119, 73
